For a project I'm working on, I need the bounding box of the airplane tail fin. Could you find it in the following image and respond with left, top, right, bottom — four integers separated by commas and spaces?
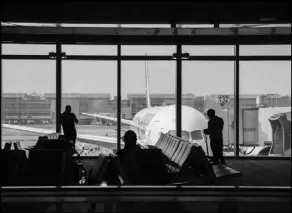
145, 56, 151, 108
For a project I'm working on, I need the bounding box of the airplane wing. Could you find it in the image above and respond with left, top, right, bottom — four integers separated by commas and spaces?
82, 112, 144, 129
2, 124, 55, 135
2, 124, 128, 150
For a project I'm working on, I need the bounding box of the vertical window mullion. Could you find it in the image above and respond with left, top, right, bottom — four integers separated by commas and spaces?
235, 44, 240, 157
117, 44, 121, 151
176, 44, 182, 137
56, 43, 62, 133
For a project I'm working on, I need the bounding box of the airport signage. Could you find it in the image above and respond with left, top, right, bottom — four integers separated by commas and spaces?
217, 95, 230, 104
266, 94, 281, 99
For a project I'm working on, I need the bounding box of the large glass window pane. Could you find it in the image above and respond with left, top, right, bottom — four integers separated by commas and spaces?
2, 60, 56, 150
121, 45, 175, 55
62, 45, 117, 55
60, 23, 119, 28
182, 45, 235, 56
182, 61, 235, 157
122, 61, 175, 146
239, 61, 291, 157
120, 24, 170, 28
240, 45, 291, 56
1, 44, 55, 55
220, 23, 291, 28
177, 24, 214, 28
62, 61, 117, 156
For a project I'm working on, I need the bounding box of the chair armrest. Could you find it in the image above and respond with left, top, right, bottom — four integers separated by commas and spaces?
167, 181, 188, 186
146, 145, 159, 149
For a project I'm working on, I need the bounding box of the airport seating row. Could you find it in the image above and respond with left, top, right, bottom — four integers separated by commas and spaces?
103, 150, 171, 186
2, 139, 112, 186
3, 133, 61, 151
3, 141, 22, 150
1, 134, 77, 186
46, 132, 61, 140
0, 149, 28, 186
154, 133, 215, 181
0, 148, 76, 186
86, 153, 110, 185
31, 133, 69, 150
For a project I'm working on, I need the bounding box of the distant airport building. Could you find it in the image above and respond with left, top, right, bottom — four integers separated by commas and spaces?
2, 93, 132, 125
2, 93, 52, 124
194, 96, 205, 112
44, 93, 132, 124
204, 94, 291, 111
2, 93, 290, 125
126, 93, 196, 117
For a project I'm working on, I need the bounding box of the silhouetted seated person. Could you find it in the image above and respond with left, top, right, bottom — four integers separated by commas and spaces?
115, 130, 171, 185
116, 130, 142, 185
60, 105, 78, 155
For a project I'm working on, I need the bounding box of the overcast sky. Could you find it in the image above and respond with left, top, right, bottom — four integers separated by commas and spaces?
2, 44, 291, 98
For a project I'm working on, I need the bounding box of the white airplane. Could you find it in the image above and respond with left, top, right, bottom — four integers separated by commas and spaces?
2, 61, 212, 156
81, 60, 212, 155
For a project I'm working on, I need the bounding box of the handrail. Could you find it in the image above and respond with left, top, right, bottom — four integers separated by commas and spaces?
2, 26, 291, 36
2, 186, 291, 203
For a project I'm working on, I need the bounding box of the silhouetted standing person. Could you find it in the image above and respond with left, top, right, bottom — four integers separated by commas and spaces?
204, 109, 226, 165
60, 105, 78, 153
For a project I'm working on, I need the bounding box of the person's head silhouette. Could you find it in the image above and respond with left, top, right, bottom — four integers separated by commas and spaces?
65, 105, 71, 113
122, 130, 137, 149
207, 108, 216, 119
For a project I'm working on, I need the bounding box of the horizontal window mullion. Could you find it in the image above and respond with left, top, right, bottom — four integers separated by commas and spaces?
1, 55, 51, 60
2, 55, 290, 61
188, 56, 291, 61
65, 56, 173, 60
120, 56, 172, 60
238, 56, 291, 61
65, 56, 117, 60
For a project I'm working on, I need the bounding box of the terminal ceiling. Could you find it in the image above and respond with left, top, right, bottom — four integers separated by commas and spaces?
2, 1, 291, 25
1, 1, 291, 45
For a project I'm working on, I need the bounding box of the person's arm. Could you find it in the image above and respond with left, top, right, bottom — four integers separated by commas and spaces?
73, 114, 78, 124
60, 114, 63, 125
221, 119, 224, 131
204, 120, 211, 135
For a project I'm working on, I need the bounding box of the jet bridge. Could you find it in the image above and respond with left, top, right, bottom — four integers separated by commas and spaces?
269, 112, 291, 156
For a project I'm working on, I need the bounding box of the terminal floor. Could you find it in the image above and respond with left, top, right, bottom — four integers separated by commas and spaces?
181, 159, 291, 186
2, 159, 290, 212
78, 158, 291, 186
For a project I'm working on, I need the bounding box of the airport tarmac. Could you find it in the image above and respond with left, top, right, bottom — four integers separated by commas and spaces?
2, 124, 237, 156
2, 124, 123, 149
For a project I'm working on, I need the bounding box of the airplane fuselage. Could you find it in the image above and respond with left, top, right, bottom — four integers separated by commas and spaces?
130, 104, 213, 155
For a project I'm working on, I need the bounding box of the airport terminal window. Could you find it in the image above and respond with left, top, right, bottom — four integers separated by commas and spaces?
62, 61, 117, 156
177, 24, 214, 28
62, 45, 117, 55
181, 131, 190, 140
182, 45, 235, 56
122, 61, 175, 146
191, 130, 203, 140
1, 40, 291, 190
239, 61, 291, 157
120, 24, 170, 28
59, 23, 119, 28
240, 45, 291, 56
1, 44, 55, 55
182, 61, 235, 157
121, 45, 175, 55
2, 60, 56, 149
168, 130, 190, 141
